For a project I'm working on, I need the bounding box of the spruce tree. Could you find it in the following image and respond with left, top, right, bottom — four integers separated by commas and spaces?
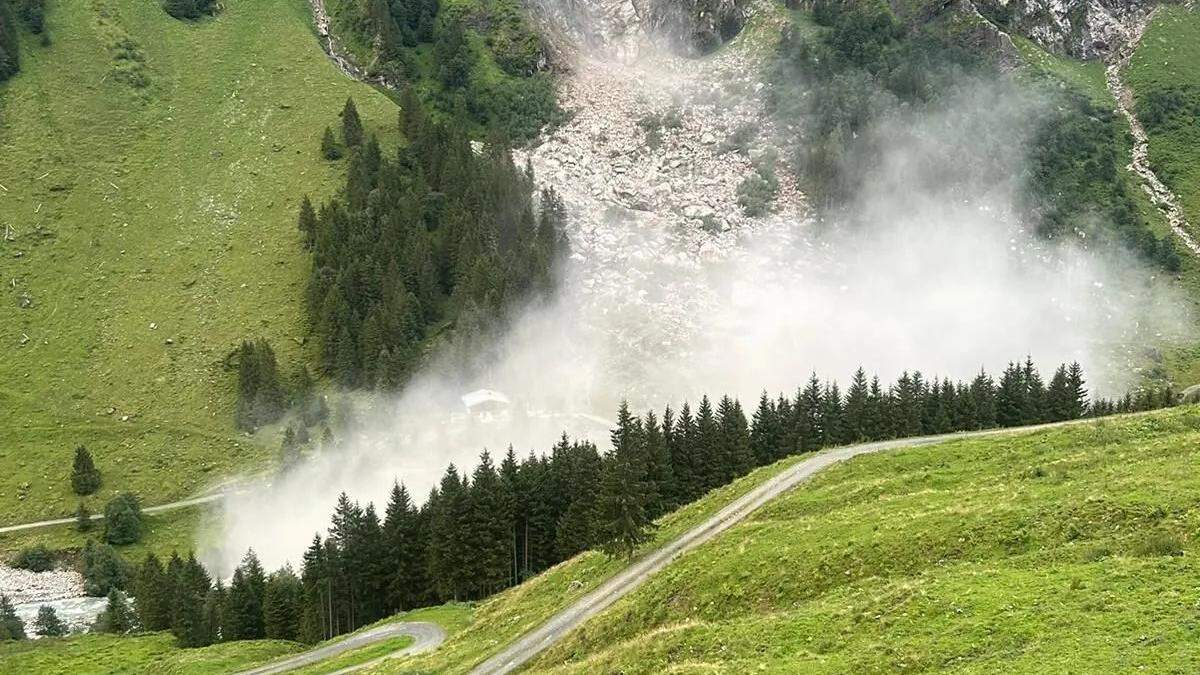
135, 553, 171, 631
341, 98, 364, 147
224, 550, 266, 640
203, 579, 226, 644
843, 368, 869, 442
694, 396, 722, 492
749, 392, 777, 466
996, 362, 1025, 428
641, 410, 676, 517
75, 501, 93, 532
82, 539, 129, 596
820, 382, 844, 446
1065, 362, 1087, 419
555, 442, 602, 559
1022, 356, 1047, 424
1046, 364, 1071, 422
71, 445, 102, 496
797, 374, 824, 450
94, 589, 135, 634
717, 396, 752, 480
298, 195, 317, 249
321, 125, 342, 160
34, 605, 66, 637
970, 369, 997, 429
299, 535, 330, 643
104, 493, 143, 545
0, 596, 25, 640
595, 402, 654, 559
672, 404, 698, 501
383, 482, 426, 611
863, 376, 889, 440
263, 568, 302, 641
468, 451, 514, 596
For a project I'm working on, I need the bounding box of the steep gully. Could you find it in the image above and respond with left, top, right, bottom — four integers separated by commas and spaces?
1104, 6, 1199, 254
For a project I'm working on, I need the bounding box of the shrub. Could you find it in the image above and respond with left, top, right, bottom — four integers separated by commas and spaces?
12, 545, 54, 572
92, 589, 135, 634
34, 605, 67, 637
1129, 531, 1184, 558
82, 539, 130, 596
104, 493, 143, 545
737, 164, 780, 217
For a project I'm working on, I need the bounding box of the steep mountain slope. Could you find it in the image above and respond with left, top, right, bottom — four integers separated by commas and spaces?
416, 407, 1200, 673
0, 0, 396, 525
1126, 5, 1200, 241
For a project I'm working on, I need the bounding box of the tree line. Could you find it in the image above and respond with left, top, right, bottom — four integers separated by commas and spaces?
85, 359, 1176, 648
303, 97, 567, 390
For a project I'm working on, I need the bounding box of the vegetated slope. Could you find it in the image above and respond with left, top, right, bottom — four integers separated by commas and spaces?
523, 406, 1200, 673
1127, 6, 1200, 242
0, 0, 396, 525
376, 455, 812, 673
0, 603, 470, 674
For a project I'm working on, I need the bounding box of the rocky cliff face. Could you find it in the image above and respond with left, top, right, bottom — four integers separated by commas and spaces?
524, 0, 749, 62
973, 0, 1161, 59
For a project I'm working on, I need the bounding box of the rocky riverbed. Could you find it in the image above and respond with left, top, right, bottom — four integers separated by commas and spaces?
0, 564, 107, 635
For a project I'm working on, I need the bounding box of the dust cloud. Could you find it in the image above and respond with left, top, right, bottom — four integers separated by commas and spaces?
205, 29, 1184, 575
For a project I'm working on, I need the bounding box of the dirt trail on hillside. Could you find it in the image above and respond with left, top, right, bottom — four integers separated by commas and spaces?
468, 417, 1107, 674
1104, 7, 1200, 255
235, 621, 446, 674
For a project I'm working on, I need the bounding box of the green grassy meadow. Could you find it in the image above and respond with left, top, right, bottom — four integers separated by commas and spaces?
376, 454, 808, 673
519, 407, 1200, 673
0, 0, 396, 526
0, 603, 471, 674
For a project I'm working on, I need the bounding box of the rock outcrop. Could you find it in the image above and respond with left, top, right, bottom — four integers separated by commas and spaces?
973, 0, 1162, 59
525, 0, 750, 62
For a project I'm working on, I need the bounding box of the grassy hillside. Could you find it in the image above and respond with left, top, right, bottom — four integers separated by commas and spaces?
1127, 5, 1200, 238
0, 0, 396, 526
377, 454, 811, 673
0, 603, 470, 674
515, 407, 1200, 673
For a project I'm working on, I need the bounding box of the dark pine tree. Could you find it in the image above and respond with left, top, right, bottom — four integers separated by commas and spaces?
0, 596, 26, 640
34, 605, 66, 637
135, 553, 171, 631
595, 402, 654, 559
341, 98, 364, 147
71, 445, 102, 496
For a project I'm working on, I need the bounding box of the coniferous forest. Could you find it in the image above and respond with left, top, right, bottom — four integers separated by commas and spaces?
302, 96, 567, 389
325, 0, 559, 139
121, 359, 1176, 647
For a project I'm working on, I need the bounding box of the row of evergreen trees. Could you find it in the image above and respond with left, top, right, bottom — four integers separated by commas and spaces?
303, 97, 567, 390
131, 359, 1176, 648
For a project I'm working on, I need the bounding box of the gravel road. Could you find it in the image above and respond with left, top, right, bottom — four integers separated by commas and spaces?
235, 621, 447, 675
469, 421, 1087, 674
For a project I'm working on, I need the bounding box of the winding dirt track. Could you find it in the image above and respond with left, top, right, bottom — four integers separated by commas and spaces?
235, 621, 447, 675
0, 492, 226, 534
467, 420, 1091, 674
